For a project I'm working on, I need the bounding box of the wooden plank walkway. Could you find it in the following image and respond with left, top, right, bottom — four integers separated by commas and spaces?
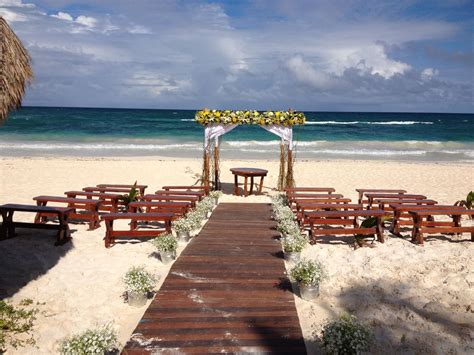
123, 203, 306, 354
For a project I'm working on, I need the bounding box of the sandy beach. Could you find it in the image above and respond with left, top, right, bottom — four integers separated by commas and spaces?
0, 156, 472, 354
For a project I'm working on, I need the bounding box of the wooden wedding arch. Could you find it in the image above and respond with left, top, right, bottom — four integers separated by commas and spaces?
195, 109, 306, 191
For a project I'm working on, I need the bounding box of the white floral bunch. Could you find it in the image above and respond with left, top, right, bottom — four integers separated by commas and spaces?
172, 217, 194, 234
196, 197, 214, 214
271, 193, 289, 209
151, 233, 177, 252
273, 205, 295, 222
321, 313, 373, 355
290, 259, 326, 286
123, 266, 156, 294
276, 218, 300, 236
209, 190, 222, 202
58, 323, 119, 354
281, 235, 307, 253
186, 209, 206, 229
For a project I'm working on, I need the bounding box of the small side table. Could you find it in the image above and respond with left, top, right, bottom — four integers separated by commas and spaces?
230, 168, 268, 197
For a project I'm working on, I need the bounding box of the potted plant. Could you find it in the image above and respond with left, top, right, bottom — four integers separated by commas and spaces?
196, 197, 214, 218
123, 266, 156, 307
290, 259, 326, 301
58, 323, 119, 354
118, 181, 141, 211
276, 218, 300, 237
321, 313, 373, 354
172, 218, 193, 243
281, 235, 307, 263
151, 234, 178, 264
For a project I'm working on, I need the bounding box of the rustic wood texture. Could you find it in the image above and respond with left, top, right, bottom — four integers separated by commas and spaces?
123, 203, 306, 354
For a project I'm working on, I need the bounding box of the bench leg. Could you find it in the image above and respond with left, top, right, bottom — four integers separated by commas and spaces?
234, 175, 239, 196
55, 213, 71, 246
249, 176, 254, 195
412, 215, 424, 245
244, 176, 248, 196
259, 177, 265, 194
1, 210, 15, 239
376, 216, 384, 243
104, 220, 114, 248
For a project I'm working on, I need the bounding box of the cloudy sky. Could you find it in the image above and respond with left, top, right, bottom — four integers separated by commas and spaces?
1, 0, 473, 112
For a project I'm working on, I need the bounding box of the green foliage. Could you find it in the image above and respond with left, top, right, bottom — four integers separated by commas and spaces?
455, 191, 474, 209
0, 299, 38, 351
354, 216, 391, 247
321, 313, 373, 355
118, 181, 140, 209
151, 233, 178, 252
290, 259, 326, 286
123, 266, 156, 294
58, 323, 119, 354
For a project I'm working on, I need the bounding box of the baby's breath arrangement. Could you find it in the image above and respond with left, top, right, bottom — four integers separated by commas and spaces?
209, 190, 222, 202
58, 323, 119, 355
186, 209, 206, 229
273, 205, 295, 222
172, 217, 194, 234
321, 313, 373, 355
195, 197, 214, 214
271, 193, 289, 209
151, 234, 177, 252
276, 218, 300, 236
290, 259, 326, 286
123, 266, 156, 294
281, 235, 307, 253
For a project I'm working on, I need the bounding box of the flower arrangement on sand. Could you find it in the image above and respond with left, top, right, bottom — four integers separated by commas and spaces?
321, 313, 373, 354
58, 323, 119, 354
195, 109, 306, 126
123, 266, 156, 295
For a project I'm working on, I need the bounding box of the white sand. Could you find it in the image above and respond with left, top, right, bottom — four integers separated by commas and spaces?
0, 157, 472, 354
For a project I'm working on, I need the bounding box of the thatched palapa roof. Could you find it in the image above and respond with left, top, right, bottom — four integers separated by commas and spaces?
0, 16, 33, 122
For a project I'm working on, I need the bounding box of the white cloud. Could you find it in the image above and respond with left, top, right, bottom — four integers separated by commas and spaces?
286, 56, 331, 88
75, 15, 97, 28
0, 7, 27, 21
51, 11, 73, 21
421, 68, 439, 81
127, 25, 151, 34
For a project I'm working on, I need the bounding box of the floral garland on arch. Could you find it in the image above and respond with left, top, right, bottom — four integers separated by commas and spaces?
195, 109, 306, 126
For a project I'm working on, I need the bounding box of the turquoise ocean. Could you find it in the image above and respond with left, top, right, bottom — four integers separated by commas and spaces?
0, 107, 472, 161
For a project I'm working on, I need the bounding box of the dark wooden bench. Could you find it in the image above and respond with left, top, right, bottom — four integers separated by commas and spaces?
389, 204, 465, 236
101, 212, 175, 248
83, 186, 132, 194
154, 190, 205, 201
307, 209, 386, 243
365, 193, 426, 209
64, 191, 122, 212
293, 198, 351, 213
162, 185, 209, 195
0, 204, 73, 245
409, 209, 474, 245
300, 204, 364, 227
285, 187, 335, 201
356, 188, 406, 205
97, 184, 148, 195
143, 194, 198, 208
33, 195, 102, 230
128, 201, 189, 229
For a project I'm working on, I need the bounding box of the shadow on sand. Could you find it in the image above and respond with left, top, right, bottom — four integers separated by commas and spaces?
0, 228, 73, 298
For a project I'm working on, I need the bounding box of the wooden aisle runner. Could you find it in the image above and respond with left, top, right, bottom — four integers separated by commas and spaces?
123, 203, 306, 354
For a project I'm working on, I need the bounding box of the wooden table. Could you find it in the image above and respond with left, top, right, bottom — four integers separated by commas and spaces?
230, 168, 268, 196
0, 204, 73, 245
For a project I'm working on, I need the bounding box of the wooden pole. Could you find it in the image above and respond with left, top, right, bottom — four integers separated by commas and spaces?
277, 142, 286, 191
213, 140, 220, 190
286, 148, 294, 189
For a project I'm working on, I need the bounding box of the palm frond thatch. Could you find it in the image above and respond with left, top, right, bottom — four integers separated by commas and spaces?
0, 17, 33, 122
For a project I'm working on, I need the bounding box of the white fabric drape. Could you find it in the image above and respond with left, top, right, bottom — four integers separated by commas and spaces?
204, 123, 293, 149
259, 124, 293, 150
204, 124, 238, 150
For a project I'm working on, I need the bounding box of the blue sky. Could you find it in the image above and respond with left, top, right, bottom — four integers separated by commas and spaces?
1, 0, 473, 112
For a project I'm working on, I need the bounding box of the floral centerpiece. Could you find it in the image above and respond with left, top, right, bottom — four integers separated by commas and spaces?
123, 266, 156, 307
290, 259, 326, 301
58, 324, 119, 354
195, 109, 306, 126
151, 234, 178, 264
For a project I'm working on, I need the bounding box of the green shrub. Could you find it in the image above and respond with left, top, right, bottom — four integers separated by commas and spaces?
0, 299, 38, 351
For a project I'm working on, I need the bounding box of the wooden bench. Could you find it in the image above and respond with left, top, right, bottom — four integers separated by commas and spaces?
300, 203, 363, 228
83, 186, 132, 194
365, 193, 426, 209
128, 201, 189, 229
307, 209, 386, 243
356, 188, 406, 205
0, 204, 73, 245
154, 190, 205, 201
408, 209, 474, 245
389, 204, 465, 236
143, 194, 198, 208
97, 184, 148, 195
162, 185, 209, 195
101, 212, 175, 248
33, 196, 102, 230
64, 191, 122, 212
285, 187, 335, 200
